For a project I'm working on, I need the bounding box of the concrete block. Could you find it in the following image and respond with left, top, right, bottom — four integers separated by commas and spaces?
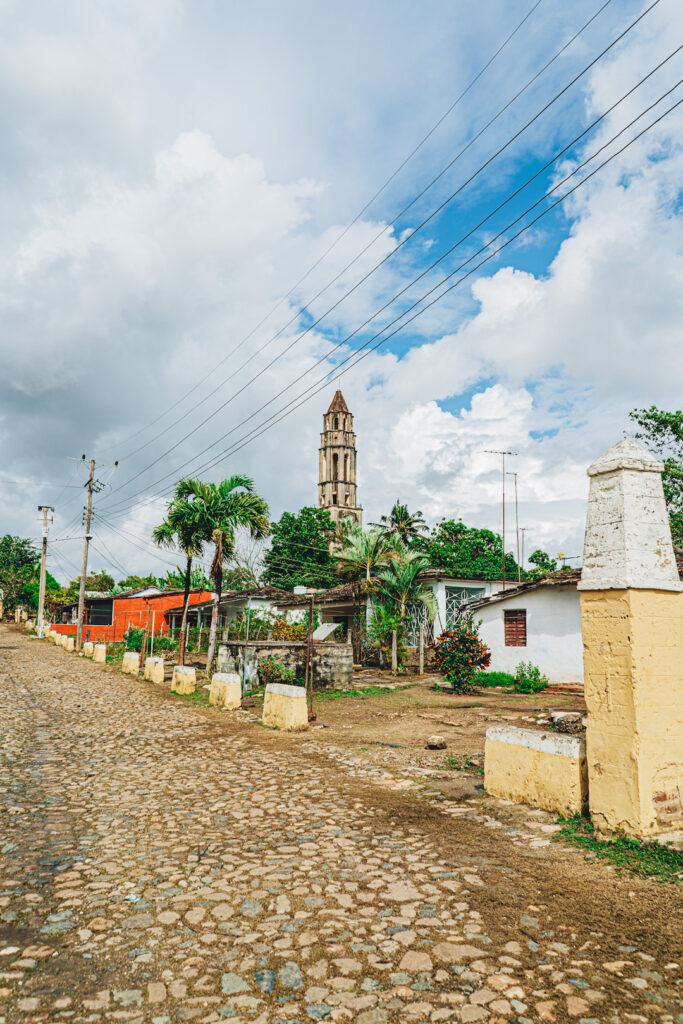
144, 656, 166, 684
122, 651, 140, 675
83, 641, 94, 657
485, 725, 587, 816
209, 672, 242, 709
92, 643, 107, 664
262, 682, 308, 731
65, 636, 75, 652
171, 665, 196, 695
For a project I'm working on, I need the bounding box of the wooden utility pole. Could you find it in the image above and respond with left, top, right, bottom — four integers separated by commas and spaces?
36, 505, 54, 633
138, 606, 151, 672
76, 458, 95, 651
419, 622, 424, 676
305, 595, 315, 720
391, 630, 398, 674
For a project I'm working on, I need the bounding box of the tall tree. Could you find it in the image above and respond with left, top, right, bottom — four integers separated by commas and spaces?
262, 507, 337, 591
527, 550, 558, 580
333, 526, 400, 586
176, 476, 269, 672
423, 520, 522, 580
630, 405, 683, 544
374, 550, 436, 622
374, 501, 427, 546
0, 536, 40, 612
152, 485, 207, 663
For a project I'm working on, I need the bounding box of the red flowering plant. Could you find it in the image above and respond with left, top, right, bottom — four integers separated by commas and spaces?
432, 614, 491, 693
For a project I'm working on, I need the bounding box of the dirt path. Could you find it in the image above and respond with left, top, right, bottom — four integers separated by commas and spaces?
0, 625, 680, 1024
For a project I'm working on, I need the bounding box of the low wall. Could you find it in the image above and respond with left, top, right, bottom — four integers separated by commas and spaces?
217, 640, 353, 690
485, 724, 588, 816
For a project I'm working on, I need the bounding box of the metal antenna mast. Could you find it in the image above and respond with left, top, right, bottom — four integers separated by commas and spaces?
484, 450, 517, 589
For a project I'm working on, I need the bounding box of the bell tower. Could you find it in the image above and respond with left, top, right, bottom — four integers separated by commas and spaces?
318, 390, 362, 527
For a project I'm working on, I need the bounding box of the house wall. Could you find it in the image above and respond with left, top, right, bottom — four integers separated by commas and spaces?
51, 590, 213, 642
431, 579, 500, 635
476, 587, 583, 683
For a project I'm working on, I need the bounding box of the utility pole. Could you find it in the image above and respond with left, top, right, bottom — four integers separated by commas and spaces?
76, 458, 95, 651
36, 505, 54, 633
520, 528, 529, 573
507, 472, 521, 584
484, 450, 517, 590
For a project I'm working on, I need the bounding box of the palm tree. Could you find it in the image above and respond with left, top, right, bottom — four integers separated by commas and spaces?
333, 525, 400, 586
375, 550, 436, 623
176, 476, 269, 672
374, 501, 427, 546
152, 488, 207, 664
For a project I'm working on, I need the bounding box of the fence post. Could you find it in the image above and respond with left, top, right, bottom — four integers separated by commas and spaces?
391, 630, 397, 674
419, 623, 424, 676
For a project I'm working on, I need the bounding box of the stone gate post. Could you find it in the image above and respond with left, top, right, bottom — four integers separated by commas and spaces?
578, 438, 683, 836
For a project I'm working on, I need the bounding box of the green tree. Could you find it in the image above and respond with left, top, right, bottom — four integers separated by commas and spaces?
85, 570, 115, 593
153, 484, 208, 663
630, 405, 683, 544
262, 507, 337, 591
527, 550, 558, 580
333, 526, 400, 585
375, 550, 436, 622
24, 571, 61, 612
160, 565, 211, 591
175, 476, 269, 671
117, 573, 160, 591
373, 501, 427, 546
423, 520, 522, 580
0, 536, 40, 612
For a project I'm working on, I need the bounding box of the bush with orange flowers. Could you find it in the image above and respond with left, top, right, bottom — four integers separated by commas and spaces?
433, 615, 491, 693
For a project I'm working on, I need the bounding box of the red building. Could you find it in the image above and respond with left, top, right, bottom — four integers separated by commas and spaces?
50, 587, 214, 642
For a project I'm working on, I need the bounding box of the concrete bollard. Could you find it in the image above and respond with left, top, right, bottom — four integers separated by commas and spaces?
144, 656, 166, 684
209, 671, 242, 709
262, 683, 308, 731
92, 643, 107, 664
171, 665, 196, 695
83, 641, 94, 657
57, 634, 67, 648
121, 651, 140, 675
65, 636, 75, 652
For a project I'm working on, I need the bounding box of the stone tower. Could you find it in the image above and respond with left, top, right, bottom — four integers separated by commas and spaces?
318, 390, 362, 527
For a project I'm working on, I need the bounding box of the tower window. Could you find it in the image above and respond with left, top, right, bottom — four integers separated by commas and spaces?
345, 453, 350, 478
332, 492, 337, 505
334, 416, 339, 429
345, 493, 350, 505
332, 452, 338, 480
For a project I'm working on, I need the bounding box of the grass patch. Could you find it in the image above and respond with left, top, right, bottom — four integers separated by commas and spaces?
555, 814, 683, 882
170, 689, 211, 706
314, 686, 395, 701
473, 671, 515, 688
445, 755, 484, 776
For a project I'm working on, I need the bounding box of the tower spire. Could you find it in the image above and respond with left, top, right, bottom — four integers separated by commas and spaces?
318, 392, 362, 527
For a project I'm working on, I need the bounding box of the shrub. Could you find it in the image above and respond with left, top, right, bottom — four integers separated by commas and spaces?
258, 657, 299, 688
432, 616, 491, 694
514, 661, 548, 693
474, 670, 515, 688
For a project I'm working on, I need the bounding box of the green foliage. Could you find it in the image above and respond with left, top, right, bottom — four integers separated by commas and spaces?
366, 604, 407, 667
375, 549, 436, 622
556, 814, 683, 882
419, 520, 522, 580
513, 661, 548, 693
373, 500, 426, 545
0, 535, 40, 611
334, 525, 401, 583
160, 565, 211, 591
223, 565, 259, 591
123, 625, 145, 652
117, 574, 159, 591
314, 686, 394, 701
432, 615, 491, 693
258, 657, 299, 687
630, 405, 683, 544
263, 507, 337, 591
24, 571, 61, 610
473, 670, 515, 687
527, 550, 558, 579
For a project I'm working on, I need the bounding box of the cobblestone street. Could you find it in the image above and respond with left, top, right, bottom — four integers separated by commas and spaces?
1, 627, 681, 1024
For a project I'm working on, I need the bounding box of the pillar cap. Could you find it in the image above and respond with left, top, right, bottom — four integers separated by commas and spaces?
587, 437, 662, 477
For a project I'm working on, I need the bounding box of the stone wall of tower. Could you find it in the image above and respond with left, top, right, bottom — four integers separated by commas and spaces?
318, 407, 362, 527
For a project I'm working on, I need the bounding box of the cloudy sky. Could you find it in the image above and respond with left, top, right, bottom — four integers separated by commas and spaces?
1, 0, 681, 583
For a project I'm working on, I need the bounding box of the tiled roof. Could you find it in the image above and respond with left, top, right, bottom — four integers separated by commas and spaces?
326, 389, 350, 414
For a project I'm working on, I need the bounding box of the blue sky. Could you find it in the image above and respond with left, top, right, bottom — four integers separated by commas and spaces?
0, 0, 681, 582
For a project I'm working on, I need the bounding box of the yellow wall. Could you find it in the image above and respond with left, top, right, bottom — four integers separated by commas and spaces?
581, 589, 683, 835
485, 731, 587, 816
262, 685, 309, 731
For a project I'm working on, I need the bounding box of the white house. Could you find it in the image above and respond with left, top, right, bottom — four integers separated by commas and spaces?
467, 570, 583, 684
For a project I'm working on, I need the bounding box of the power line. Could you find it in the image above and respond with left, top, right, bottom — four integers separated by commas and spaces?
100, 0, 623, 492
102, 69, 682, 518
93, 0, 549, 458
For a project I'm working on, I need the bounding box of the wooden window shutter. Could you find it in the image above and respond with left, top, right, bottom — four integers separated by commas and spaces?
504, 609, 527, 647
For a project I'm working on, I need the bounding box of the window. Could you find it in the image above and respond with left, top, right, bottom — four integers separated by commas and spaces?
504, 609, 527, 646
332, 492, 337, 505
332, 452, 338, 480
334, 416, 339, 429
445, 585, 486, 626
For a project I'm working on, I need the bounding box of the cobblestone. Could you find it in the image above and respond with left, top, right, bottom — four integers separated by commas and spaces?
0, 629, 681, 1023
